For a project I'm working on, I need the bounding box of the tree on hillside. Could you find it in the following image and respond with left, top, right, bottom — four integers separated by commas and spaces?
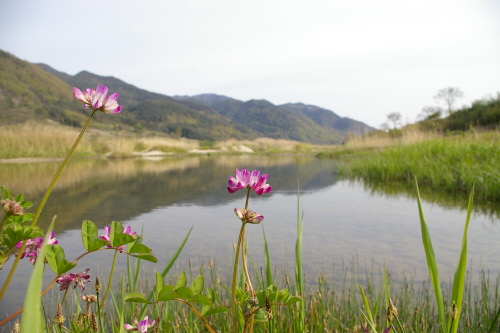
418, 106, 443, 121
434, 87, 464, 115
386, 112, 402, 129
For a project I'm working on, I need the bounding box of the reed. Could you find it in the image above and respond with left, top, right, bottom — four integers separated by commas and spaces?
0, 122, 333, 159
336, 132, 500, 202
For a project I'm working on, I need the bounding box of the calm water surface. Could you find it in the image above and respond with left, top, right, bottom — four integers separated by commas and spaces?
0, 155, 499, 317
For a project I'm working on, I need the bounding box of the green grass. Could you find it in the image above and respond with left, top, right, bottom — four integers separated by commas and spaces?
336, 136, 500, 203
31, 258, 500, 333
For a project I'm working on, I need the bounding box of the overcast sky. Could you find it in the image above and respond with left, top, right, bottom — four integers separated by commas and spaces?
1, 0, 499, 128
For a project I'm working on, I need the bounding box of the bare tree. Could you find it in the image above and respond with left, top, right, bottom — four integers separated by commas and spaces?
433, 87, 464, 115
418, 106, 443, 121
386, 112, 402, 129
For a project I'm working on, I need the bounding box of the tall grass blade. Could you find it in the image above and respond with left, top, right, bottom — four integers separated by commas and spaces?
415, 178, 446, 330
20, 217, 56, 333
295, 183, 305, 331
383, 265, 390, 329
262, 225, 273, 287
139, 227, 192, 319
449, 185, 474, 333
358, 283, 377, 332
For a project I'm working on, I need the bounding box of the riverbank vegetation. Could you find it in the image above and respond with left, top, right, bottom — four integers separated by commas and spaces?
29, 257, 499, 333
0, 122, 330, 160
327, 94, 500, 204
335, 130, 500, 202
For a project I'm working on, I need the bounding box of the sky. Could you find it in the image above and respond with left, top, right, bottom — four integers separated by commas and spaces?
1, 0, 499, 128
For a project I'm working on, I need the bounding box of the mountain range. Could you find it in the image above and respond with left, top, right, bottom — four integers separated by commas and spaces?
0, 49, 373, 144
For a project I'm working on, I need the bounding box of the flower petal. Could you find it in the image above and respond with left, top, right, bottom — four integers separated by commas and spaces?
73, 88, 89, 104
91, 85, 108, 109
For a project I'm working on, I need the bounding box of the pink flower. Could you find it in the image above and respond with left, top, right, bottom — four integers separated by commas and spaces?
227, 168, 272, 195
15, 231, 58, 264
56, 268, 91, 291
0, 198, 25, 216
234, 208, 264, 224
100, 225, 137, 251
73, 85, 122, 113
124, 316, 156, 332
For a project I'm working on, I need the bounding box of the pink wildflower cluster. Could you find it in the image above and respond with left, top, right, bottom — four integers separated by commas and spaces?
124, 316, 155, 332
72, 85, 122, 113
0, 198, 25, 216
56, 268, 91, 291
15, 231, 58, 264
227, 168, 272, 195
100, 225, 137, 251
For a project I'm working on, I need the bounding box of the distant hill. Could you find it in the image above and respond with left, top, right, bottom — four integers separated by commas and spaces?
177, 94, 374, 142
279, 103, 373, 136
1, 49, 374, 143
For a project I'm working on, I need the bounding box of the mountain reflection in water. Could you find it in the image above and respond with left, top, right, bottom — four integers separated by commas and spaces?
0, 155, 499, 317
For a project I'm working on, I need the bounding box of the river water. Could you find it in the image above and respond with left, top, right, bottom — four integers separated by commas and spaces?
0, 155, 499, 318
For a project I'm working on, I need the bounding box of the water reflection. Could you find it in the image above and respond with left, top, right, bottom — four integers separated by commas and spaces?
0, 155, 337, 233
0, 155, 499, 319
356, 179, 500, 223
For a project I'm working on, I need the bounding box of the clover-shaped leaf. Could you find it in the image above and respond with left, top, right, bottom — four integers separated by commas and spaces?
124, 292, 151, 304
45, 244, 76, 275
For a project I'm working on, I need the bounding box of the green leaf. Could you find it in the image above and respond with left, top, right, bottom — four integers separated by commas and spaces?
20, 200, 32, 210
128, 243, 152, 254
0, 185, 12, 199
124, 292, 151, 304
155, 272, 164, 298
112, 233, 135, 248
109, 221, 123, 245
157, 285, 176, 301
3, 224, 43, 248
207, 288, 216, 302
358, 284, 377, 333
45, 244, 76, 275
276, 289, 290, 303
131, 253, 157, 263
81, 220, 99, 251
190, 274, 204, 295
449, 185, 474, 333
174, 271, 187, 289
88, 237, 109, 252
416, 178, 446, 329
191, 294, 212, 306
203, 307, 230, 317
174, 286, 194, 299
20, 218, 55, 333
285, 296, 301, 306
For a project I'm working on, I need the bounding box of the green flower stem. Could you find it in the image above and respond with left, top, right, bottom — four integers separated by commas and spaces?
100, 248, 118, 309
29, 109, 98, 229
231, 222, 246, 333
231, 188, 252, 333
0, 110, 97, 300
241, 230, 253, 294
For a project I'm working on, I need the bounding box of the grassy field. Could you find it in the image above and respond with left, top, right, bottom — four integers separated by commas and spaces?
332, 129, 500, 203
34, 258, 499, 333
0, 122, 331, 159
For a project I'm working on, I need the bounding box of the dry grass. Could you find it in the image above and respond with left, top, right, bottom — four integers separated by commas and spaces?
216, 138, 334, 153
343, 127, 440, 151
0, 122, 96, 158
0, 122, 332, 159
